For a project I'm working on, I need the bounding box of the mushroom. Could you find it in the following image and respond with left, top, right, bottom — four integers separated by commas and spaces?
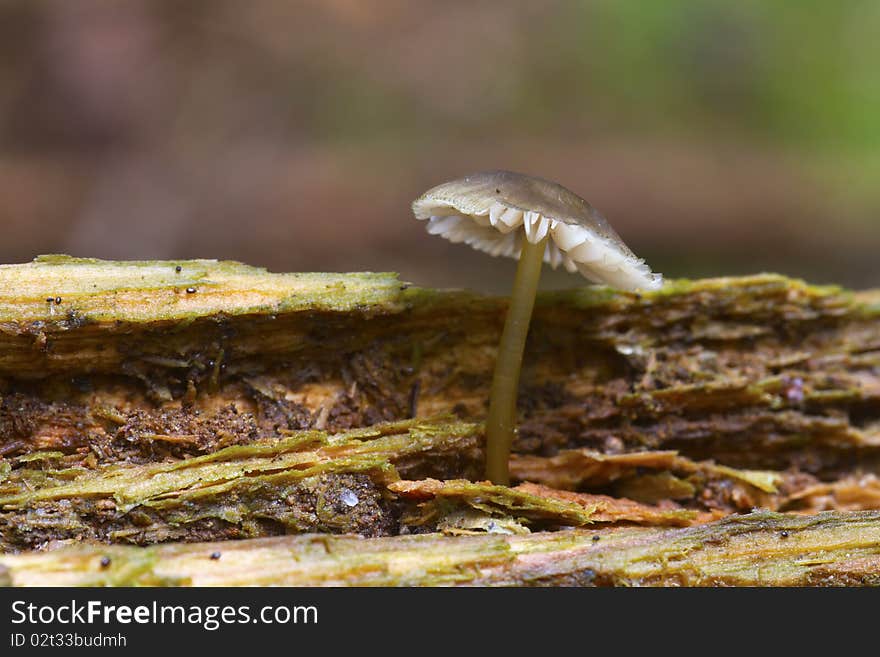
412, 170, 663, 485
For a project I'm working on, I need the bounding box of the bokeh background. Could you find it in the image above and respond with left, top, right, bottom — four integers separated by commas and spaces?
0, 0, 878, 292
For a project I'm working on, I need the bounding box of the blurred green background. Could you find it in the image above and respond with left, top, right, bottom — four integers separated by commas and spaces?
0, 0, 877, 292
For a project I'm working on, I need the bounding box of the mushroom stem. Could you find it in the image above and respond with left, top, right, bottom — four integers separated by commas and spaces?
485, 234, 549, 485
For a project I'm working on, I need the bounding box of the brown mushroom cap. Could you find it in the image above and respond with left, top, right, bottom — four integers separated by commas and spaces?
412, 170, 662, 291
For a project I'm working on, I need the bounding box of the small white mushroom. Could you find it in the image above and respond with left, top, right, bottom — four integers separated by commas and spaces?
412, 170, 663, 485
412, 169, 663, 292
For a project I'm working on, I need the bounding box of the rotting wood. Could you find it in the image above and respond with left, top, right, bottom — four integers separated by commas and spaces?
389, 478, 708, 527
1, 257, 878, 476
0, 418, 485, 550
2, 510, 880, 586
2, 256, 880, 584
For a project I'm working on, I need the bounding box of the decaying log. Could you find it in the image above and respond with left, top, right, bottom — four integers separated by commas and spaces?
2, 257, 878, 471
3, 510, 880, 586
3, 416, 752, 550
1, 256, 880, 585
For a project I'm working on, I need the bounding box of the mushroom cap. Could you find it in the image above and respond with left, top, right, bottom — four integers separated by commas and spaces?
412, 170, 662, 291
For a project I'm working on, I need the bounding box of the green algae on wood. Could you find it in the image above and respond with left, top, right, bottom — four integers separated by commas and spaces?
390, 478, 702, 529
0, 418, 484, 550
390, 478, 597, 528
0, 255, 405, 323
4, 510, 880, 586
0, 257, 865, 346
